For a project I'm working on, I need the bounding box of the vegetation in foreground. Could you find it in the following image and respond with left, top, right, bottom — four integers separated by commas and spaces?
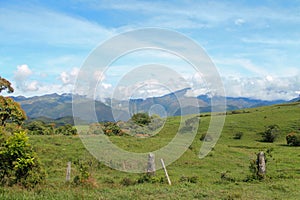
1, 100, 299, 199
1, 76, 300, 199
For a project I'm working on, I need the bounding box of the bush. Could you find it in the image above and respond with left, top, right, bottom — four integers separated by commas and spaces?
0, 130, 45, 187
131, 113, 151, 126
286, 132, 300, 146
55, 124, 77, 136
25, 121, 54, 135
260, 124, 280, 143
233, 132, 243, 139
102, 122, 123, 136
137, 173, 164, 184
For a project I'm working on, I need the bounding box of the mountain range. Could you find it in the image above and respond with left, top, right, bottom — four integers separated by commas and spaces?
11, 88, 292, 122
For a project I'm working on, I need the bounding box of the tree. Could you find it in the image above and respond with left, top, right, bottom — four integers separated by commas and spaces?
0, 96, 27, 126
55, 124, 77, 136
131, 113, 151, 126
25, 120, 54, 135
0, 77, 44, 187
0, 76, 14, 93
0, 77, 26, 126
260, 124, 280, 143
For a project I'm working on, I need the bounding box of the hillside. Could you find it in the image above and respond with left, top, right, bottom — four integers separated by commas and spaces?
2, 102, 300, 199
12, 93, 114, 122
12, 89, 287, 121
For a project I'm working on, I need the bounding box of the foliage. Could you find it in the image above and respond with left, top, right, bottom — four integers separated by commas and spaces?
55, 124, 77, 136
0, 130, 45, 187
286, 132, 300, 146
24, 120, 54, 135
102, 122, 123, 136
24, 121, 77, 136
0, 96, 27, 126
260, 124, 280, 143
137, 173, 164, 184
119, 115, 164, 136
1, 102, 300, 199
131, 113, 151, 126
0, 76, 14, 93
73, 161, 90, 185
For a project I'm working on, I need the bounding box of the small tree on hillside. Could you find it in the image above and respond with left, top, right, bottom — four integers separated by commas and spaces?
260, 124, 280, 143
131, 113, 151, 126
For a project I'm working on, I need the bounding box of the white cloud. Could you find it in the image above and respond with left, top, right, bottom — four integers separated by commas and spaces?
234, 18, 245, 25
59, 67, 79, 85
223, 75, 300, 100
13, 64, 39, 92
26, 80, 39, 91
14, 64, 32, 80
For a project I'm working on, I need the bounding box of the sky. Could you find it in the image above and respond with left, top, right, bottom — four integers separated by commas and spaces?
0, 0, 300, 100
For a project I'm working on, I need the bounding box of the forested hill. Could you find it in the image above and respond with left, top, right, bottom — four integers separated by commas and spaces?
11, 90, 289, 121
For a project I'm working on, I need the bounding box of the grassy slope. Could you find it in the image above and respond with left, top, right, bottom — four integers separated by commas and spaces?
1, 102, 300, 199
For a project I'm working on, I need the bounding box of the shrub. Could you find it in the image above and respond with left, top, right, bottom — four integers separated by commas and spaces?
131, 113, 151, 126
55, 124, 77, 136
25, 121, 54, 135
286, 132, 300, 146
0, 130, 45, 187
102, 122, 123, 136
260, 124, 280, 143
137, 173, 164, 184
233, 132, 243, 139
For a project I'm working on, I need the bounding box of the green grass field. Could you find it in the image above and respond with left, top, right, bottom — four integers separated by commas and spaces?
1, 102, 300, 199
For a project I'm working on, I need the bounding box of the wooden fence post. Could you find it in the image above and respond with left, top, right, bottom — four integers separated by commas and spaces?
160, 158, 171, 185
257, 151, 266, 178
66, 161, 71, 182
147, 153, 156, 176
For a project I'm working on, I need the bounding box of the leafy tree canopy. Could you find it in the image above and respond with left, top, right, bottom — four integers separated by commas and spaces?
0, 76, 14, 93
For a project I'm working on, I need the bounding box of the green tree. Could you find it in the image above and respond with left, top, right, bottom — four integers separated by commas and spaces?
55, 124, 77, 135
0, 77, 44, 187
0, 96, 27, 126
131, 113, 151, 126
102, 122, 123, 136
0, 76, 14, 93
25, 120, 54, 135
260, 124, 280, 143
0, 77, 26, 126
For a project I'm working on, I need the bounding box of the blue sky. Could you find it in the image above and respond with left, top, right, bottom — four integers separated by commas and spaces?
0, 0, 299, 100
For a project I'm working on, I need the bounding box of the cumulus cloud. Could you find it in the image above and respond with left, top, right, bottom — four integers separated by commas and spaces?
14, 64, 32, 81
59, 67, 79, 85
223, 75, 300, 100
14, 64, 40, 92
